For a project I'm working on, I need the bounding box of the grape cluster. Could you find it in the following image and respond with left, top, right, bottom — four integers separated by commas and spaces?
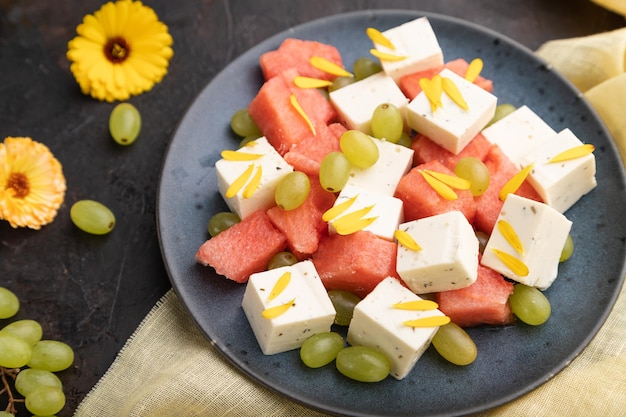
0, 287, 74, 416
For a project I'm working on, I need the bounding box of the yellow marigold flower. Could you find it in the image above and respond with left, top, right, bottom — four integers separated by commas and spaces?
0, 137, 66, 230
66, 0, 174, 102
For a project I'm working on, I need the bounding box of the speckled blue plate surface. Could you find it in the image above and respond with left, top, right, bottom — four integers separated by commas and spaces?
157, 10, 626, 417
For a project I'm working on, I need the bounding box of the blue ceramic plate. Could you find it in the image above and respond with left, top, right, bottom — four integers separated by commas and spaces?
157, 10, 626, 416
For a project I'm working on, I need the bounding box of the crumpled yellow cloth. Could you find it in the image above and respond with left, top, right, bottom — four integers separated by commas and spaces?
74, 19, 626, 417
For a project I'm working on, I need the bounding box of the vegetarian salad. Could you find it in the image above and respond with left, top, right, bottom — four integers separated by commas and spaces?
195, 16, 597, 383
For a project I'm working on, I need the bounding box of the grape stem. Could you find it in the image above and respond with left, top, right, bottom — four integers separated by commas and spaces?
0, 366, 23, 414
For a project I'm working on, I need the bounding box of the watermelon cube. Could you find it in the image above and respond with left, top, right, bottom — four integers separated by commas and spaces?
472, 144, 543, 234
399, 58, 494, 100
259, 38, 344, 81
248, 68, 337, 155
312, 230, 400, 298
411, 132, 491, 170
266, 175, 336, 260
435, 261, 515, 328
283, 122, 345, 176
394, 160, 476, 224
196, 210, 287, 283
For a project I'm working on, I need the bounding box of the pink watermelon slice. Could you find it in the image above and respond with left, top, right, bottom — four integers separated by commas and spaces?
472, 144, 543, 234
411, 132, 492, 170
394, 160, 476, 224
266, 175, 336, 259
248, 68, 337, 155
312, 230, 400, 298
399, 58, 494, 100
435, 260, 515, 327
196, 210, 287, 283
259, 38, 344, 81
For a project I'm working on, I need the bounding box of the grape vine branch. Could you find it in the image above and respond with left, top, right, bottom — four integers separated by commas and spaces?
0, 366, 23, 415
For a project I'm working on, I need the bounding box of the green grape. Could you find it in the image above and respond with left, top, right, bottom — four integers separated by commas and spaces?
0, 332, 32, 368
560, 233, 574, 262
0, 287, 19, 319
25, 386, 65, 416
353, 57, 382, 80
454, 157, 490, 196
15, 368, 63, 397
230, 108, 261, 138
27, 340, 74, 372
370, 103, 404, 143
239, 135, 259, 147
509, 284, 551, 326
267, 251, 298, 270
327, 290, 361, 326
339, 130, 379, 169
396, 132, 413, 148
0, 319, 43, 345
70, 200, 115, 235
487, 103, 516, 127
328, 76, 355, 92
319, 151, 351, 193
207, 211, 240, 237
109, 102, 141, 145
431, 322, 478, 366
335, 346, 390, 382
274, 171, 310, 210
0, 412, 14, 417
300, 332, 345, 368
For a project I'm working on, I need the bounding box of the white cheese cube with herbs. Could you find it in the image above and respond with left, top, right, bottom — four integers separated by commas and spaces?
396, 211, 479, 294
347, 277, 446, 380
373, 17, 444, 83
406, 68, 497, 155
327, 184, 404, 241
519, 128, 597, 213
215, 137, 293, 219
346, 138, 414, 196
329, 72, 409, 135
481, 194, 572, 290
241, 260, 336, 355
481, 105, 557, 168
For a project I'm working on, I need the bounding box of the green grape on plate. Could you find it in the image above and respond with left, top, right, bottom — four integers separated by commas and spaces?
319, 151, 351, 193
300, 332, 345, 368
340, 130, 379, 169
370, 103, 403, 144
274, 171, 310, 210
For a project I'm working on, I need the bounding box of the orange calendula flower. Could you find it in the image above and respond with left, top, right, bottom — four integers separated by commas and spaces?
0, 137, 66, 229
66, 0, 174, 102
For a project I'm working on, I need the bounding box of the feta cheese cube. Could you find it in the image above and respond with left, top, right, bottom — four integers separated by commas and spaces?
216, 137, 293, 219
329, 72, 409, 135
327, 184, 404, 241
373, 17, 444, 83
347, 277, 446, 380
396, 211, 479, 294
241, 260, 336, 355
481, 194, 572, 290
519, 128, 597, 213
406, 68, 497, 155
346, 138, 414, 196
481, 105, 557, 168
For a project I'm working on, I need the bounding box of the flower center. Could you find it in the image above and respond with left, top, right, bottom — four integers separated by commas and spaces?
7, 172, 30, 198
104, 37, 130, 63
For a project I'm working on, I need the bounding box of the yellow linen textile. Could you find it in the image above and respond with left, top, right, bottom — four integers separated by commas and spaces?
75, 21, 626, 417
